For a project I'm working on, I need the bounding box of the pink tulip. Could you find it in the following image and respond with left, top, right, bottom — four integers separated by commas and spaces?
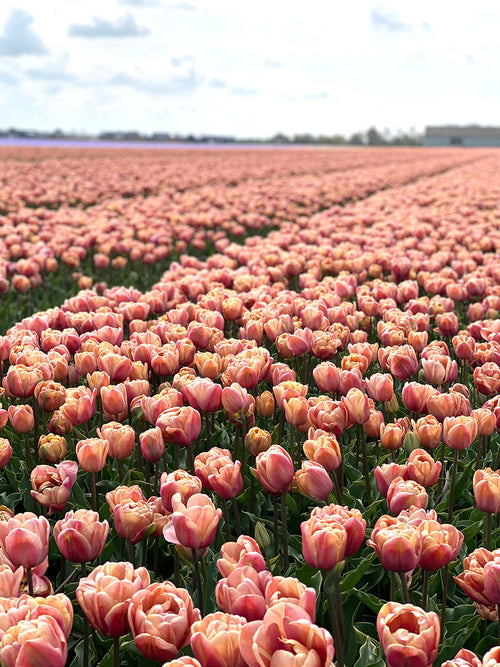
76, 561, 150, 637
53, 509, 109, 563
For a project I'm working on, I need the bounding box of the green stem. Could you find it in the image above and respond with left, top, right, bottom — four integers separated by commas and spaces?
398, 571, 410, 604
128, 541, 135, 568
295, 427, 301, 471
187, 445, 194, 475
485, 512, 492, 551
221, 498, 231, 541
24, 432, 33, 470
440, 563, 449, 633
91, 471, 98, 513
240, 415, 247, 480
191, 548, 204, 615
438, 442, 445, 494
324, 574, 344, 667
281, 490, 289, 572
153, 462, 159, 496
332, 470, 342, 505
359, 424, 372, 504
273, 496, 279, 561
333, 570, 345, 658
113, 636, 120, 667
27, 567, 34, 596
422, 570, 429, 611
231, 497, 242, 535
205, 412, 212, 449
81, 563, 89, 667
55, 565, 81, 594
448, 448, 459, 523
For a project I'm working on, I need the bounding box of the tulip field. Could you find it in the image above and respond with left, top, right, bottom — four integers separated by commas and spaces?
3, 144, 500, 666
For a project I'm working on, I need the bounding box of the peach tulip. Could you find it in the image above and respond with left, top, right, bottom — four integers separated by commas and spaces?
162, 493, 222, 550
191, 612, 248, 667
128, 581, 201, 662
76, 561, 150, 637
377, 602, 440, 667
53, 509, 109, 563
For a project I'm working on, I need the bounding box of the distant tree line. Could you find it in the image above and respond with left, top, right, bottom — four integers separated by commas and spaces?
0, 126, 423, 146
269, 127, 422, 146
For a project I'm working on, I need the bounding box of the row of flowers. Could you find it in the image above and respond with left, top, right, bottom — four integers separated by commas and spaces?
1, 148, 500, 665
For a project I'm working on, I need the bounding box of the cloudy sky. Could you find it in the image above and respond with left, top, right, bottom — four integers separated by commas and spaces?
0, 0, 499, 138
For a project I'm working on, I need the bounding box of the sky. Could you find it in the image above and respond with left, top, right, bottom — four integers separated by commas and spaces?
0, 0, 499, 139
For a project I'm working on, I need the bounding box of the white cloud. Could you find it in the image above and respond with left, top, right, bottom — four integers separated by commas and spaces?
0, 8, 47, 56
68, 13, 150, 38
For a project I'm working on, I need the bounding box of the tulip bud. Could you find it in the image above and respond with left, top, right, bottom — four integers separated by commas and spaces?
254, 522, 271, 552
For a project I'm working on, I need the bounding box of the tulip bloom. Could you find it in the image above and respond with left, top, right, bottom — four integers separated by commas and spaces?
113, 498, 154, 544
184, 377, 223, 413
406, 449, 441, 488
365, 373, 394, 402
239, 602, 334, 667
386, 477, 428, 515
375, 463, 408, 497
300, 514, 347, 570
160, 470, 202, 512
7, 404, 34, 433
139, 427, 165, 463
413, 414, 442, 449
0, 438, 12, 470
162, 493, 222, 550
53, 509, 109, 563
418, 520, 464, 571
0, 512, 50, 569
454, 548, 500, 606
473, 468, 500, 513
128, 581, 201, 662
76, 437, 109, 472
0, 615, 68, 667
342, 387, 370, 424
191, 612, 248, 667
377, 602, 440, 667
217, 535, 266, 577
367, 515, 421, 572
443, 415, 478, 450
254, 445, 294, 495
303, 432, 341, 472
76, 561, 150, 637
295, 461, 333, 502
215, 565, 272, 621
245, 427, 272, 456
38, 434, 67, 464
156, 406, 202, 446
98, 422, 135, 459
30, 461, 78, 514
264, 575, 316, 621
310, 504, 366, 557
441, 649, 482, 667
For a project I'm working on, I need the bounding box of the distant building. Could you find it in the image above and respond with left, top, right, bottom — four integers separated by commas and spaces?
424, 125, 500, 147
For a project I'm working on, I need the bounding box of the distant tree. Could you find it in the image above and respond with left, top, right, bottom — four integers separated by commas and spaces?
349, 132, 365, 145
270, 133, 290, 144
293, 133, 315, 144
366, 127, 386, 146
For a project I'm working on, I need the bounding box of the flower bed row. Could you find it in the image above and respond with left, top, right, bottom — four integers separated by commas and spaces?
0, 148, 500, 665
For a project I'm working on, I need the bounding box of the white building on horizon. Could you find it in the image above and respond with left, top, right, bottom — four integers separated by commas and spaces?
424, 125, 500, 147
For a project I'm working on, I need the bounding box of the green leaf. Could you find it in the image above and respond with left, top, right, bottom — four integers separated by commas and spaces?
353, 632, 385, 667
350, 588, 384, 615
341, 552, 377, 592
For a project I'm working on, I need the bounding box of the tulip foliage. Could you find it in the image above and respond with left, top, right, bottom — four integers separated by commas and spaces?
2, 146, 500, 665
